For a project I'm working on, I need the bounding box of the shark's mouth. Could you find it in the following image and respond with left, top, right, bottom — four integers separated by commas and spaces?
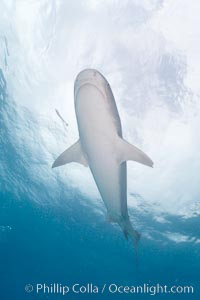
74, 69, 108, 99
74, 80, 107, 99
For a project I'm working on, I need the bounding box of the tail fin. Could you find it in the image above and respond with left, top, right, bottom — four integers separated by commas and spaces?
119, 217, 140, 245
119, 217, 141, 268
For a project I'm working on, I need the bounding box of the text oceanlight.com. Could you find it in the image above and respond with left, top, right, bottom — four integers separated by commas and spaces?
24, 283, 194, 296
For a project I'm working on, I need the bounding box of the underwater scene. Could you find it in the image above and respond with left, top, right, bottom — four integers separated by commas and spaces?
0, 1, 200, 299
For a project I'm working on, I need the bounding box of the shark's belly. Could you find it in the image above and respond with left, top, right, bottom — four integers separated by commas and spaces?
75, 84, 121, 139
75, 83, 128, 220
90, 158, 128, 220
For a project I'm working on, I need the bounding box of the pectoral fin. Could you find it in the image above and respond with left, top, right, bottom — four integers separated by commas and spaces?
52, 140, 88, 168
117, 138, 153, 167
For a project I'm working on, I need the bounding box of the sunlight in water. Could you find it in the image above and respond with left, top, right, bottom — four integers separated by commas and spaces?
1, 0, 200, 245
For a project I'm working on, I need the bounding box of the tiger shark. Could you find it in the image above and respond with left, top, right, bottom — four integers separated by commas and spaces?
52, 69, 153, 245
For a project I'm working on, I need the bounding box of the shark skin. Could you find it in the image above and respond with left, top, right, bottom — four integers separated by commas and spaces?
52, 69, 153, 246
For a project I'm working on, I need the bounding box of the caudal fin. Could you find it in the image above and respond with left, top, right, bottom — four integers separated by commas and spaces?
119, 217, 141, 268
119, 217, 140, 246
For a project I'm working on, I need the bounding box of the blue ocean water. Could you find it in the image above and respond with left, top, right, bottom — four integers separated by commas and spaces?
0, 69, 199, 299
1, 1, 200, 299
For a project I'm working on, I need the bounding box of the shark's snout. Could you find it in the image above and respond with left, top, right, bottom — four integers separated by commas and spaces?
74, 69, 106, 99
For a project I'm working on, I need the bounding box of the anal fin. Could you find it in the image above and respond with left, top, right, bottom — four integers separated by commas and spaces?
106, 214, 115, 223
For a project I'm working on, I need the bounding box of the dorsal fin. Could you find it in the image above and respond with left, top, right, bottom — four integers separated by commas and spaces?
116, 137, 153, 167
52, 140, 88, 168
